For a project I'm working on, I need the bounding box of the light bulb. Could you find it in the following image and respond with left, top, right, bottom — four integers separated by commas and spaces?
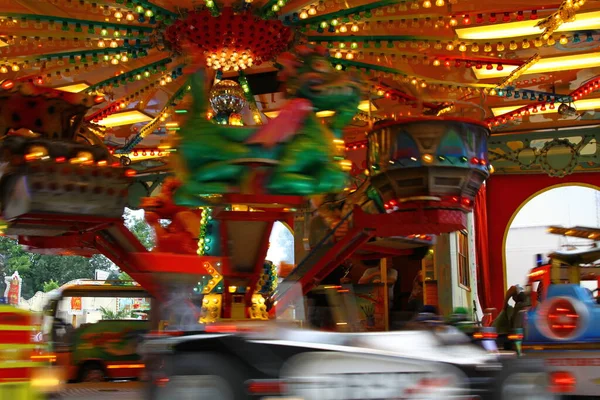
114, 9, 123, 19
435, 0, 444, 5
126, 13, 135, 21
0, 65, 8, 73
121, 54, 128, 62
110, 40, 118, 48
11, 63, 20, 71
97, 40, 106, 48
308, 6, 317, 15
351, 23, 359, 32
300, 10, 308, 19
423, 0, 432, 7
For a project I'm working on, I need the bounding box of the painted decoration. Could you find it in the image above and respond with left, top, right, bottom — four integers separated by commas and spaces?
353, 284, 386, 331
71, 297, 82, 313
3, 271, 22, 306
74, 320, 149, 364
172, 45, 362, 205
368, 118, 490, 215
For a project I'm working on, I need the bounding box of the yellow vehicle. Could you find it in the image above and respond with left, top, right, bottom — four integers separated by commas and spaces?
0, 303, 60, 399
43, 282, 151, 382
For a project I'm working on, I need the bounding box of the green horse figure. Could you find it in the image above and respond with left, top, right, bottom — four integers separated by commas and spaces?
173, 45, 363, 206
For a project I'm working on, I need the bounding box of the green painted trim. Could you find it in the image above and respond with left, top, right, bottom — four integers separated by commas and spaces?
2, 13, 155, 32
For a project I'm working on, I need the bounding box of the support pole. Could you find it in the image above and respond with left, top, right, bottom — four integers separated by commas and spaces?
381, 258, 389, 331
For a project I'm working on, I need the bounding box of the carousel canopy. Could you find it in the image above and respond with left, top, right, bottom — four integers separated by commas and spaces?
1, 0, 598, 165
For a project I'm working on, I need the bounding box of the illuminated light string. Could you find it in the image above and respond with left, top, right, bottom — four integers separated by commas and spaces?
309, 32, 590, 56
197, 207, 214, 256
536, 0, 586, 41
497, 54, 541, 89
1, 43, 152, 66
120, 78, 190, 153
8, 46, 153, 81
85, 57, 172, 94
287, 0, 459, 25
86, 65, 185, 122
485, 76, 600, 128
332, 58, 496, 93
113, 0, 178, 21
238, 71, 263, 125
331, 46, 522, 71
0, 13, 155, 35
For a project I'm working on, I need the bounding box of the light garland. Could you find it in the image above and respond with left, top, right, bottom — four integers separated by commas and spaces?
536, 0, 586, 40
485, 76, 600, 128
497, 54, 541, 89
86, 57, 172, 94
86, 66, 185, 122
121, 78, 190, 151
197, 207, 214, 256
238, 71, 263, 125
333, 58, 496, 93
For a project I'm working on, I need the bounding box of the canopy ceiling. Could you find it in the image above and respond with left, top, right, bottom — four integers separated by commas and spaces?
1, 0, 599, 163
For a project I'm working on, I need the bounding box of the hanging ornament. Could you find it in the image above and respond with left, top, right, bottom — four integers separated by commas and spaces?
209, 80, 247, 122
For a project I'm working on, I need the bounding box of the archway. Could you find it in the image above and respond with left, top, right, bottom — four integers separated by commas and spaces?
486, 172, 600, 309
504, 185, 600, 289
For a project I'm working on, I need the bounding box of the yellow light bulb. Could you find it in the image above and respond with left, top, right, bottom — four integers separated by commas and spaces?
449, 17, 458, 26
97, 40, 106, 48
458, 42, 467, 52
300, 10, 308, 19
496, 42, 505, 52
114, 9, 123, 19
351, 23, 359, 32
308, 6, 317, 15
11, 63, 20, 72
432, 58, 441, 66
435, 0, 444, 5
423, 0, 432, 7
559, 35, 568, 45
339, 24, 347, 33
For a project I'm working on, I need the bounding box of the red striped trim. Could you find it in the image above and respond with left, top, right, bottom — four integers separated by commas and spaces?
0, 367, 32, 381
0, 330, 30, 344
0, 312, 31, 326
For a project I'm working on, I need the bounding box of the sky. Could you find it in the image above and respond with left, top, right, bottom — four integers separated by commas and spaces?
510, 185, 600, 228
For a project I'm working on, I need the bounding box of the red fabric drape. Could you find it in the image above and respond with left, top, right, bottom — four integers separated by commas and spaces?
473, 184, 492, 310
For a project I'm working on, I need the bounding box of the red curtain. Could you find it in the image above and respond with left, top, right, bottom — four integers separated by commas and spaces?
473, 184, 492, 309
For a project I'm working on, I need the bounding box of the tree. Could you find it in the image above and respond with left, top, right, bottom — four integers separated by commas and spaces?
99, 306, 131, 320
124, 208, 156, 250
43, 280, 59, 292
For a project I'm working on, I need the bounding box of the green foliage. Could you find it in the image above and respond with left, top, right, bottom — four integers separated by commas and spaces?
0, 236, 108, 299
0, 210, 156, 300
98, 306, 131, 320
43, 279, 60, 292
123, 208, 156, 250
